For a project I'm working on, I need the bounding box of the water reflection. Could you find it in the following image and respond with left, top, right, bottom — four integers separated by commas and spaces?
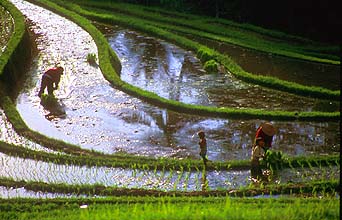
0, 109, 56, 153
188, 35, 340, 90
100, 23, 339, 112
11, 0, 340, 163
1, 153, 338, 192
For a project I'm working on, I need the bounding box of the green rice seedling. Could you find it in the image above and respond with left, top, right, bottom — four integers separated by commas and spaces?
159, 165, 165, 179
173, 169, 185, 191
203, 59, 219, 74
167, 167, 173, 182
182, 170, 190, 190
86, 53, 97, 64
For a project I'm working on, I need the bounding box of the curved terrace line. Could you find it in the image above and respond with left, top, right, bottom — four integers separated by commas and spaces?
0, 140, 339, 171
0, 177, 338, 198
0, 0, 25, 77
28, 0, 339, 122
0, 0, 338, 163
73, 0, 340, 65
58, 1, 340, 101
0, 0, 340, 200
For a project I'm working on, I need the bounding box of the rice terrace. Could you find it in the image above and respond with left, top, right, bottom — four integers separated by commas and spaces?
0, 0, 340, 219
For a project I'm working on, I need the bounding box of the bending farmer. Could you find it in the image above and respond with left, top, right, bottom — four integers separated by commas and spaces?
38, 66, 64, 97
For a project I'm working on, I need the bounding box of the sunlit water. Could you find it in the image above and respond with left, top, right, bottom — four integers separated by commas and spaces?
188, 35, 340, 90
0, 153, 339, 192
101, 24, 339, 112
9, 0, 340, 162
0, 109, 57, 153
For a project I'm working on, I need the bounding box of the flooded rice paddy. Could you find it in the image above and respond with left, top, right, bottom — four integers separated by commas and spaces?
0, 153, 339, 192
188, 35, 340, 90
100, 24, 339, 111
0, 109, 58, 153
0, 0, 339, 195
5, 0, 339, 162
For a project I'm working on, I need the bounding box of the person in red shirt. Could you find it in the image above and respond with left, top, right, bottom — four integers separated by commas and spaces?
38, 66, 64, 97
254, 122, 276, 152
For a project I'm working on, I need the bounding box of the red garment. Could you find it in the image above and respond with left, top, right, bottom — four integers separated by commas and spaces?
44, 67, 62, 85
255, 126, 273, 148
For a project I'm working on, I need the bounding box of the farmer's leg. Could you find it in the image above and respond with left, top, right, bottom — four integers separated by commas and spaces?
38, 76, 48, 97
47, 81, 54, 95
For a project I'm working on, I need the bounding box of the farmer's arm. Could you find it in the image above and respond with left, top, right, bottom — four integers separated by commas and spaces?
53, 75, 61, 89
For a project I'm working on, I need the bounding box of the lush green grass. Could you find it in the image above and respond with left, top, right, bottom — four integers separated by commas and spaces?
72, 0, 340, 64
0, 175, 339, 198
0, 4, 14, 52
0, 0, 25, 78
0, 0, 339, 171
52, 0, 340, 101
0, 139, 339, 171
0, 196, 339, 220
0, 3, 339, 219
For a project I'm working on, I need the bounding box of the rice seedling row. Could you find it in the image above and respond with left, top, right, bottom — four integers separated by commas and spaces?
0, 152, 339, 193
0, 4, 339, 218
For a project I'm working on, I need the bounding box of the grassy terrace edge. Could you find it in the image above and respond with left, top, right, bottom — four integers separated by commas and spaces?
0, 0, 338, 166
25, 0, 339, 121
0, 0, 25, 78
58, 0, 340, 102
0, 196, 339, 220
1, 140, 339, 171
0, 177, 339, 197
74, 0, 340, 64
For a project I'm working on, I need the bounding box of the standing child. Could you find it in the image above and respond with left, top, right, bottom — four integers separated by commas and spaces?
198, 130, 208, 165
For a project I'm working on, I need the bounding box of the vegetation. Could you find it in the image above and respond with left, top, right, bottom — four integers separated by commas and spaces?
0, 196, 339, 220
51, 0, 340, 101
75, 0, 339, 64
86, 52, 97, 65
0, 0, 25, 78
0, 0, 340, 219
0, 140, 339, 171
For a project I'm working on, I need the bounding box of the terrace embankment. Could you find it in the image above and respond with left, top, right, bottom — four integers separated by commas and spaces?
0, 0, 340, 201
0, 1, 34, 97
5, 0, 340, 161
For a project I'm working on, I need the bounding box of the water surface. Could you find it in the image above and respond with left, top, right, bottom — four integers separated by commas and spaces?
10, 0, 340, 162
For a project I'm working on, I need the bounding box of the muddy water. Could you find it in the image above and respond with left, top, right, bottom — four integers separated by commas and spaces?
1, 153, 339, 192
100, 24, 339, 112
0, 5, 14, 54
187, 35, 340, 90
10, 0, 340, 163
